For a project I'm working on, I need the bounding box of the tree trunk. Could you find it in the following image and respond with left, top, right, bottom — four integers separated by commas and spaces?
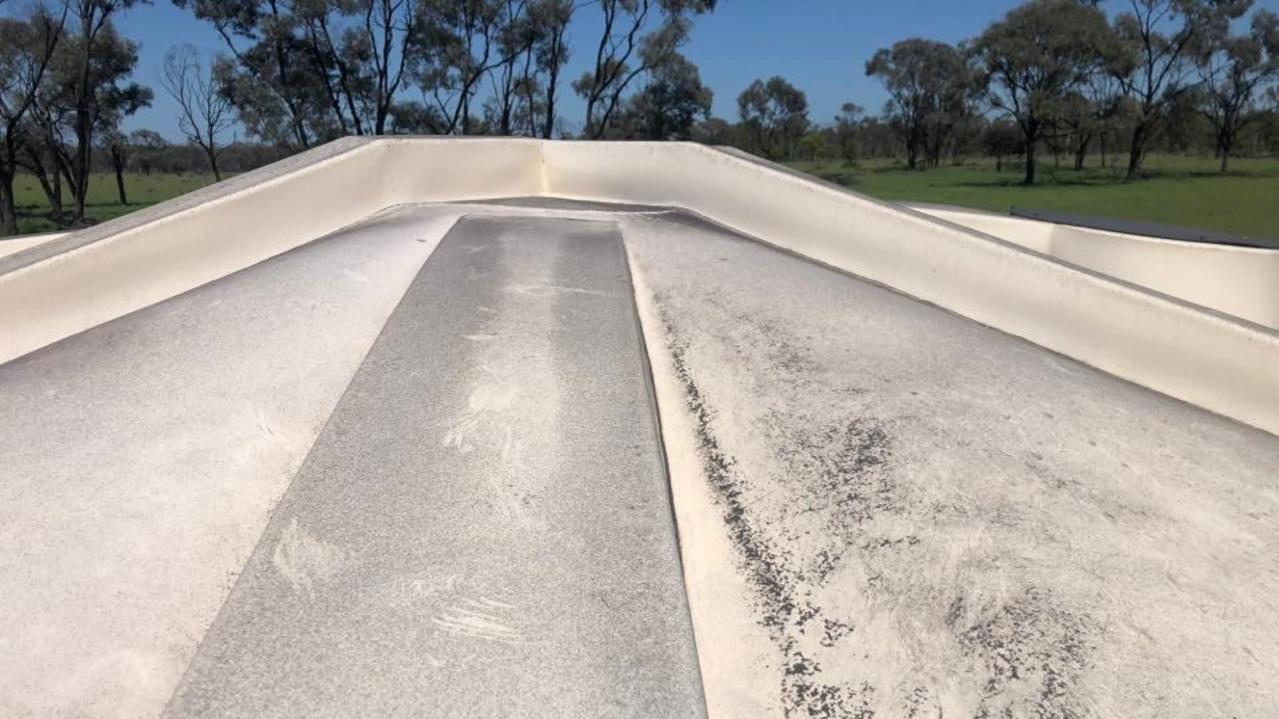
114, 163, 127, 205
207, 147, 222, 182
73, 41, 92, 224
72, 168, 87, 221
110, 146, 129, 206
1024, 139, 1037, 185
0, 172, 16, 236
71, 131, 89, 223
51, 168, 63, 223
995, 154, 1003, 173
30, 161, 63, 225
22, 143, 63, 225
1220, 148, 1229, 174
542, 60, 559, 138
1125, 123, 1146, 181
1074, 135, 1090, 171
542, 91, 556, 139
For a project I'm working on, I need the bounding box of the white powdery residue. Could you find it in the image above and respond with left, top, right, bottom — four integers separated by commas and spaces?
431, 597, 529, 645
341, 268, 369, 284
503, 283, 605, 297
271, 517, 352, 593
466, 382, 517, 412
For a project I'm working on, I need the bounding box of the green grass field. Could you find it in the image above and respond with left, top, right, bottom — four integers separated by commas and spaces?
7, 172, 218, 235
786, 154, 1279, 239
4, 153, 1277, 239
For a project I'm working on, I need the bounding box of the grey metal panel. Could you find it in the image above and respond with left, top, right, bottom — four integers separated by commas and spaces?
0, 208, 442, 718
164, 215, 705, 718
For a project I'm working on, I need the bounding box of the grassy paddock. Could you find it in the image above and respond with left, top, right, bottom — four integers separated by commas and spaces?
7, 172, 219, 235
786, 153, 1279, 240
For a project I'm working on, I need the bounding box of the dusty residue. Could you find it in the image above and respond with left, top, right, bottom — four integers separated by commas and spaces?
467, 381, 517, 412
625, 210, 1279, 719
953, 587, 1096, 718
271, 518, 351, 593
628, 253, 780, 718
658, 306, 880, 717
622, 211, 1144, 719
504, 282, 605, 297
438, 220, 567, 532
656, 300, 1107, 718
432, 596, 530, 645
379, 572, 536, 655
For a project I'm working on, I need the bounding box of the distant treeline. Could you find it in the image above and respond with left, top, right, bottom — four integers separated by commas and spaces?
2, 0, 1277, 235
720, 0, 1279, 184
93, 134, 292, 176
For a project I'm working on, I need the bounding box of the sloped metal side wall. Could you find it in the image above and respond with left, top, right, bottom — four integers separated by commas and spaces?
0, 138, 543, 364
542, 140, 1279, 436
910, 205, 1279, 329
1, 137, 1276, 435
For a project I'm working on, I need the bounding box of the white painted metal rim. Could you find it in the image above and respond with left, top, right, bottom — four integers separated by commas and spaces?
1, 138, 1275, 439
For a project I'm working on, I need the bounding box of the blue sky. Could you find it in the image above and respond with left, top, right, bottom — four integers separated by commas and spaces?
94, 0, 1279, 139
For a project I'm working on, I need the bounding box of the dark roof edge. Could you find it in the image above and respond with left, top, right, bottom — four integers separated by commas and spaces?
1009, 207, 1279, 251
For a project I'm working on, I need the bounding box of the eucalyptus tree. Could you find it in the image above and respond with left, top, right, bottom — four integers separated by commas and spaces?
17, 116, 67, 224
982, 117, 1024, 172
613, 51, 711, 140
161, 44, 234, 179
20, 64, 76, 225
480, 0, 575, 137
529, 0, 570, 138
834, 102, 863, 166
1109, 0, 1252, 179
386, 98, 445, 132
95, 53, 153, 208
412, 0, 507, 134
486, 0, 537, 135
736, 76, 808, 160
363, 0, 420, 134
54, 0, 150, 223
175, 0, 346, 147
1078, 70, 1128, 168
689, 115, 731, 145
1195, 7, 1279, 173
0, 3, 65, 234
291, 0, 421, 136
573, 0, 715, 139
974, 0, 1113, 184
36, 12, 151, 224
866, 39, 975, 169
129, 128, 167, 174
100, 129, 130, 204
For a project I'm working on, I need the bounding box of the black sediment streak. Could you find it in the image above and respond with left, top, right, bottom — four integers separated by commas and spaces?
660, 308, 798, 634
658, 296, 1096, 718
955, 587, 1097, 719
659, 306, 876, 718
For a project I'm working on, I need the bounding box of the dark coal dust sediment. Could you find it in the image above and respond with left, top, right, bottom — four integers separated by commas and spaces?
626, 211, 1279, 719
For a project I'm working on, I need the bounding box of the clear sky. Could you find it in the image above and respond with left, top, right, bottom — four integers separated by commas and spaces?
91, 0, 1279, 140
